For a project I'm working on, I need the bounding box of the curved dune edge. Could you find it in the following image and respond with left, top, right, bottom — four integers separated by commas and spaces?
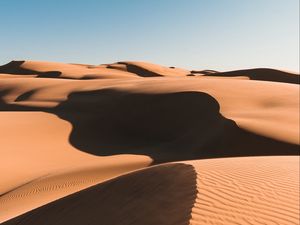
0, 60, 299, 224
0, 155, 151, 222
0, 60, 299, 83
2, 163, 198, 225
1, 75, 299, 150
191, 68, 299, 84
3, 156, 299, 225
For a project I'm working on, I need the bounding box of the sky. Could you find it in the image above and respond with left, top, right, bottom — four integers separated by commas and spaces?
0, 0, 299, 71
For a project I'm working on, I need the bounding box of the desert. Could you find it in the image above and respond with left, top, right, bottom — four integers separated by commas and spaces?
0, 60, 299, 224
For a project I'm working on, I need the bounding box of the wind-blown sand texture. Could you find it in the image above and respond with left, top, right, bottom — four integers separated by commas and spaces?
0, 60, 299, 224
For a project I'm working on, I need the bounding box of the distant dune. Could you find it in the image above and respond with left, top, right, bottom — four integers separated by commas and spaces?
0, 60, 299, 224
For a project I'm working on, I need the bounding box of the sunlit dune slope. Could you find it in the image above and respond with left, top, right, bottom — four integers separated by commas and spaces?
3, 157, 299, 225
0, 60, 299, 224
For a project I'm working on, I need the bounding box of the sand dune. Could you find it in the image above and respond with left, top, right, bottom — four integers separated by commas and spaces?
0, 60, 299, 224
3, 157, 299, 225
0, 61, 138, 79
191, 68, 299, 84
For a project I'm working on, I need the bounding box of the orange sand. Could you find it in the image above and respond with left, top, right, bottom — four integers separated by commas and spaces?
0, 60, 299, 224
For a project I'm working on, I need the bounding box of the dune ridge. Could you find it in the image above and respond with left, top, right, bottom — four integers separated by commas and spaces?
191, 68, 299, 84
0, 60, 299, 224
2, 157, 299, 225
3, 163, 198, 225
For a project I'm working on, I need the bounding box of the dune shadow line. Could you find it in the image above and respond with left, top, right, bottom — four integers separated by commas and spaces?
47, 90, 299, 163
3, 163, 198, 225
191, 68, 300, 84
0, 89, 298, 163
0, 60, 62, 78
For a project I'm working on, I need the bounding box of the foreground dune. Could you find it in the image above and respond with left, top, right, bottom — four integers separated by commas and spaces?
0, 60, 299, 224
3, 157, 299, 225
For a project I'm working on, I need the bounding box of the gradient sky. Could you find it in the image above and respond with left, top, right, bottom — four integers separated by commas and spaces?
0, 0, 299, 71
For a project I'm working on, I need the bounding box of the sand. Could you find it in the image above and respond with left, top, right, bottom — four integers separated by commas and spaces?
0, 60, 299, 224
3, 157, 299, 225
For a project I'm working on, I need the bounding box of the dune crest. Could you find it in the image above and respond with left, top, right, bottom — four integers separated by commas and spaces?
0, 60, 299, 224
191, 68, 299, 84
2, 157, 299, 225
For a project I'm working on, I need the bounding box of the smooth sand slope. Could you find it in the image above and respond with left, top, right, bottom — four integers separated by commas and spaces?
3, 157, 299, 225
0, 60, 299, 224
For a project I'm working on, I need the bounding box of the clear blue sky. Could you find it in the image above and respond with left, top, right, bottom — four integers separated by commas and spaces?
0, 0, 299, 71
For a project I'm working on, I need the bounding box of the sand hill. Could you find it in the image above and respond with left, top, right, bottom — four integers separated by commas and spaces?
0, 60, 299, 224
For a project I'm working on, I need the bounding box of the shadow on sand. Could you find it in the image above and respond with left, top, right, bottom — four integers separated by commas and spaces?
191, 68, 299, 84
1, 89, 298, 163
3, 163, 197, 225
0, 60, 62, 78
52, 90, 299, 163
